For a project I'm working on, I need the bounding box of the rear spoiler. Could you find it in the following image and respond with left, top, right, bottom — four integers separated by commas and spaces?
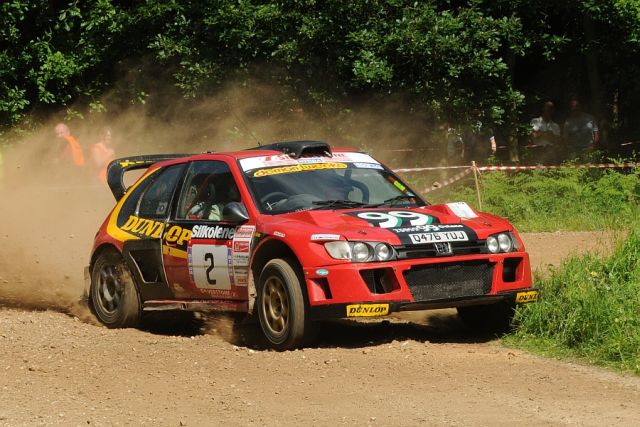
106, 154, 190, 201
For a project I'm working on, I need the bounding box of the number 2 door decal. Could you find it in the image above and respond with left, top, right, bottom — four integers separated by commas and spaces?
356, 211, 434, 228
189, 244, 231, 290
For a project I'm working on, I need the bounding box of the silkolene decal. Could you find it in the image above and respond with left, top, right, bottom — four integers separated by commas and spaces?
349, 210, 478, 245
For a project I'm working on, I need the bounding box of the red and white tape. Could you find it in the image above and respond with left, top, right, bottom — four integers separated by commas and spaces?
422, 167, 473, 193
394, 162, 638, 174
394, 165, 471, 172
476, 162, 638, 171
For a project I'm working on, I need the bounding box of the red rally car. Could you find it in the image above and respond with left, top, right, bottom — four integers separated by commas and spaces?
86, 140, 538, 349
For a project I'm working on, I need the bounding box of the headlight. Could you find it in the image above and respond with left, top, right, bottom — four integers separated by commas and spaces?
486, 232, 516, 253
374, 243, 393, 261
324, 241, 352, 260
486, 236, 500, 253
324, 241, 395, 262
352, 242, 372, 262
498, 233, 513, 252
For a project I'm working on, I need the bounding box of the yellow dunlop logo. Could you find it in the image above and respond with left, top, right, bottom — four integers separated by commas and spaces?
515, 290, 539, 304
346, 303, 390, 317
121, 215, 164, 238
121, 216, 193, 246
253, 162, 347, 177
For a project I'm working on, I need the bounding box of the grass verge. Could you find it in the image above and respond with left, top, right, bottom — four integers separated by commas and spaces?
505, 224, 640, 374
409, 167, 640, 232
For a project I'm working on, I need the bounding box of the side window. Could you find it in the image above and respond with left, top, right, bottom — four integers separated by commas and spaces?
137, 165, 184, 220
116, 171, 156, 227
177, 161, 241, 221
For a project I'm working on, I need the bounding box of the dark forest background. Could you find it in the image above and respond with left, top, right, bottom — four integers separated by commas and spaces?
2, 0, 640, 160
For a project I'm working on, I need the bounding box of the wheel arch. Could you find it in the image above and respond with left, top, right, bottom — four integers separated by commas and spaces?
249, 238, 303, 314
90, 243, 121, 273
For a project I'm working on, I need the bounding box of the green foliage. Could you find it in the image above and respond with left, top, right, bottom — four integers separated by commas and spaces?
3, 0, 640, 141
425, 167, 640, 231
507, 224, 640, 374
0, 0, 131, 127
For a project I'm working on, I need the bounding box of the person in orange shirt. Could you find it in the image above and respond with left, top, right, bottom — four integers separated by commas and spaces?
55, 122, 85, 168
91, 127, 115, 183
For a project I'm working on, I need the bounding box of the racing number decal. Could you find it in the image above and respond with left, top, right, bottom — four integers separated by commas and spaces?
357, 211, 434, 228
189, 244, 231, 290
204, 253, 216, 285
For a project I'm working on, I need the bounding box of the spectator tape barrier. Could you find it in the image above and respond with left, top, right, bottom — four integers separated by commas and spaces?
476, 162, 638, 171
394, 165, 471, 172
421, 168, 473, 193
394, 162, 638, 174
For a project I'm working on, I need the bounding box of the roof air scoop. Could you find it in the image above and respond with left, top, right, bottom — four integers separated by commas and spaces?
251, 140, 332, 158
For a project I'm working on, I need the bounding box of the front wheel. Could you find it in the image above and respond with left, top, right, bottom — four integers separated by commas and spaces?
90, 250, 141, 328
457, 301, 515, 334
257, 259, 308, 350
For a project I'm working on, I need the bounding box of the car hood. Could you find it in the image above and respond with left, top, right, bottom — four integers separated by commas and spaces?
259, 203, 514, 246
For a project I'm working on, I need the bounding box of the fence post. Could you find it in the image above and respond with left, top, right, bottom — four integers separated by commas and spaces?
472, 161, 482, 210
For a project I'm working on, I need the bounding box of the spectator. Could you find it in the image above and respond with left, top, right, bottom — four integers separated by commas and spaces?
563, 97, 600, 159
463, 112, 497, 163
530, 100, 561, 164
445, 124, 464, 165
55, 122, 85, 168
91, 127, 115, 183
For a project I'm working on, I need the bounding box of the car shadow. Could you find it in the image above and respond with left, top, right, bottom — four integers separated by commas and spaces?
207, 310, 504, 350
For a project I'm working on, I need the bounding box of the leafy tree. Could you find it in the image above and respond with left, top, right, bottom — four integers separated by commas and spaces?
2, 0, 640, 150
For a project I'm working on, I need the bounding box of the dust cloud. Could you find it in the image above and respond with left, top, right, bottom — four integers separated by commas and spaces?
0, 79, 439, 317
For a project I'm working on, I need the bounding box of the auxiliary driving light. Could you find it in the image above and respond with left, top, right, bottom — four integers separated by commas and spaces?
352, 242, 372, 262
486, 236, 500, 253
498, 233, 513, 252
374, 243, 392, 261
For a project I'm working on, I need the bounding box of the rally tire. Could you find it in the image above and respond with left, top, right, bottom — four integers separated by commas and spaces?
256, 258, 307, 350
90, 250, 141, 328
457, 301, 515, 334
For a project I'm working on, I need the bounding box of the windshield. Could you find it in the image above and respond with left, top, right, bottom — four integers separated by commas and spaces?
240, 154, 426, 214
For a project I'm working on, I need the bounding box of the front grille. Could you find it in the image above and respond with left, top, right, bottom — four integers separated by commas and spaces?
403, 261, 493, 302
396, 241, 486, 259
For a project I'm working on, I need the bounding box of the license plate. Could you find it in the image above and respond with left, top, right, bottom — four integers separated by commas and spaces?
346, 303, 389, 317
409, 231, 469, 244
515, 290, 539, 303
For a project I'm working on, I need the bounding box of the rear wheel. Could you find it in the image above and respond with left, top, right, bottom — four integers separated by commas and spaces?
257, 259, 308, 350
457, 301, 515, 334
90, 250, 141, 328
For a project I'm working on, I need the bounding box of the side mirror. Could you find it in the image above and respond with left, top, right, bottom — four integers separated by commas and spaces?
222, 202, 249, 223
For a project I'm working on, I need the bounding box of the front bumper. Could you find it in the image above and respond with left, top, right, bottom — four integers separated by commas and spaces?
302, 252, 535, 320
307, 289, 538, 320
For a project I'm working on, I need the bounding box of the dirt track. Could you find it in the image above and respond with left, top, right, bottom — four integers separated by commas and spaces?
2, 227, 639, 426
